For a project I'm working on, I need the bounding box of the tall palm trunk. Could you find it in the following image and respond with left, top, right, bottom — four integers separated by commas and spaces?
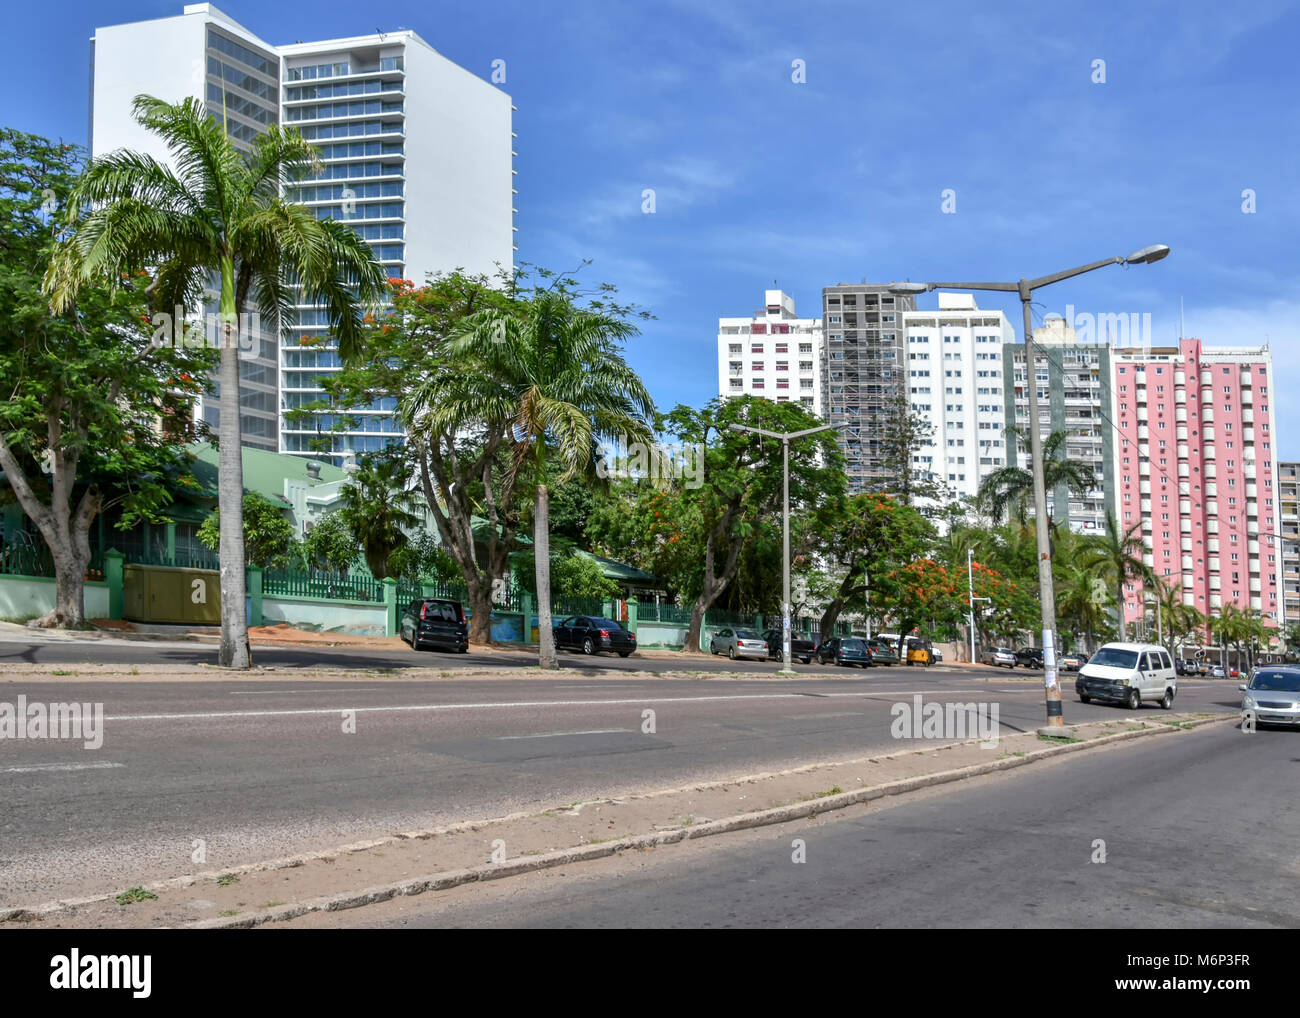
1115, 581, 1127, 643
534, 482, 557, 669
217, 257, 251, 669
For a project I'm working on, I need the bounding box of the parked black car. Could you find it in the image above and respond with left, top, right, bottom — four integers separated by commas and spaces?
554, 616, 637, 657
815, 637, 873, 668
1016, 647, 1045, 669
762, 629, 816, 664
400, 597, 469, 653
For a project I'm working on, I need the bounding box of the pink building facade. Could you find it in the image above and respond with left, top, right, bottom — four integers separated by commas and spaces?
1110, 339, 1280, 628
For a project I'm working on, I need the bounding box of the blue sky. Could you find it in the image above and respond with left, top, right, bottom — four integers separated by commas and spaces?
4, 0, 1299, 454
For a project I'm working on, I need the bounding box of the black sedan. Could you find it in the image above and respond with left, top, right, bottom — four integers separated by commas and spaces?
1016, 647, 1044, 669
554, 616, 637, 657
815, 637, 873, 668
762, 629, 816, 664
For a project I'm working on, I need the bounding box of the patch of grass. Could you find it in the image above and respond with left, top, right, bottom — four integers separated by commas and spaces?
215, 873, 240, 887
218, 909, 240, 917
1037, 734, 1083, 744
259, 902, 287, 909
813, 785, 845, 798
114, 887, 157, 906
51, 670, 73, 676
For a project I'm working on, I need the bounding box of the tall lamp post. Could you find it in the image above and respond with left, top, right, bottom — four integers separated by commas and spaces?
891, 244, 1170, 730
729, 421, 840, 675
968, 547, 990, 665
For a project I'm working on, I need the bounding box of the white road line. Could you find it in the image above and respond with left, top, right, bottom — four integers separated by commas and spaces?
785, 711, 865, 720
1, 761, 125, 774
101, 690, 989, 723
496, 728, 631, 740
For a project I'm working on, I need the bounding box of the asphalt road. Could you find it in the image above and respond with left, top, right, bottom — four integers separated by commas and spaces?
320, 720, 1299, 929
0, 633, 1247, 907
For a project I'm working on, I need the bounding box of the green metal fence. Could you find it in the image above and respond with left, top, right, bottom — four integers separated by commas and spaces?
638, 601, 694, 625
552, 595, 607, 618
0, 543, 105, 579
262, 568, 385, 602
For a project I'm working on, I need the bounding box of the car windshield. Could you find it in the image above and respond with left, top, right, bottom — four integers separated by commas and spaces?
842, 639, 865, 650
591, 619, 624, 630
735, 630, 761, 640
1089, 647, 1139, 669
1249, 671, 1300, 692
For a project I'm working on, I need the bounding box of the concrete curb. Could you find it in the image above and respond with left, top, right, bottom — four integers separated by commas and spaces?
184, 712, 1234, 930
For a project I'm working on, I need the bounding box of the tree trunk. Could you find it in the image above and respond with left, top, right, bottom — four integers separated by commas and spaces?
217, 262, 251, 669
466, 575, 494, 645
534, 483, 557, 669
1115, 582, 1127, 643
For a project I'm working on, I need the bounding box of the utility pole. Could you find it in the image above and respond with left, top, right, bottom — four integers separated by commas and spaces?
968, 547, 990, 664
729, 421, 840, 675
890, 244, 1170, 731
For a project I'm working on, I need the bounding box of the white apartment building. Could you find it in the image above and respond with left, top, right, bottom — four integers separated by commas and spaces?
902, 293, 1015, 504
89, 3, 515, 465
717, 290, 822, 415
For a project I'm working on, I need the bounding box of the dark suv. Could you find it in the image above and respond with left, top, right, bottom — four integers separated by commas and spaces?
400, 598, 469, 653
1015, 647, 1044, 669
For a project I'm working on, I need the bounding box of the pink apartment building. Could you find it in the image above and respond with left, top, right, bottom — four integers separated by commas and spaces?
1110, 338, 1280, 629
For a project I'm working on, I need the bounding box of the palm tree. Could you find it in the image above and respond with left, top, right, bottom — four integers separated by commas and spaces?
1080, 512, 1155, 643
337, 450, 423, 580
1055, 562, 1107, 653
978, 429, 1096, 531
47, 96, 386, 668
442, 289, 655, 668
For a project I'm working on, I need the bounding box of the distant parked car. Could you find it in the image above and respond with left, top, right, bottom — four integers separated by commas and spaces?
400, 597, 469, 653
1016, 647, 1045, 669
815, 637, 872, 668
554, 616, 637, 657
761, 629, 815, 664
1240, 666, 1300, 728
981, 647, 1017, 668
1209, 665, 1226, 678
709, 628, 768, 661
1059, 652, 1088, 672
865, 638, 900, 665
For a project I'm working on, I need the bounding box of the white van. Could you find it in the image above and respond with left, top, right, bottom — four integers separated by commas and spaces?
1075, 642, 1177, 710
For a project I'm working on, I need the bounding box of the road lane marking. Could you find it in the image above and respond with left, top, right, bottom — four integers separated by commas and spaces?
1, 761, 125, 774
101, 690, 990, 722
496, 728, 632, 740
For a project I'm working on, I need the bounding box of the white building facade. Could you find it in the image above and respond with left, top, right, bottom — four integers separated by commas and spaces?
717, 290, 822, 415
902, 293, 1015, 503
89, 3, 515, 465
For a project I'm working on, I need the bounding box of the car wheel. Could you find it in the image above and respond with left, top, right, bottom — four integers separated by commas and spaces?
619, 651, 631, 658
582, 637, 595, 655
801, 657, 811, 665
728, 646, 736, 660
1127, 688, 1141, 710
1079, 693, 1091, 704
1160, 688, 1174, 709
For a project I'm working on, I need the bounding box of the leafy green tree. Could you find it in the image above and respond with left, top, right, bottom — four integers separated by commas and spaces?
198, 492, 296, 569
656, 397, 847, 651
0, 128, 216, 626
978, 429, 1096, 532
388, 529, 461, 586
335, 449, 423, 580
300, 510, 360, 574
515, 549, 620, 601
1079, 511, 1154, 643
442, 285, 655, 668
875, 391, 951, 510
47, 95, 386, 668
813, 492, 933, 636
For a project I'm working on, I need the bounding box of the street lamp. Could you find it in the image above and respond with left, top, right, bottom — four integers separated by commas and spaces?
729, 421, 840, 674
891, 244, 1170, 731
968, 547, 990, 665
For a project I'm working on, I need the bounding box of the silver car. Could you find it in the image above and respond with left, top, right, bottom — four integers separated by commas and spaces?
709, 628, 769, 661
1240, 666, 1300, 729
981, 647, 1017, 668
